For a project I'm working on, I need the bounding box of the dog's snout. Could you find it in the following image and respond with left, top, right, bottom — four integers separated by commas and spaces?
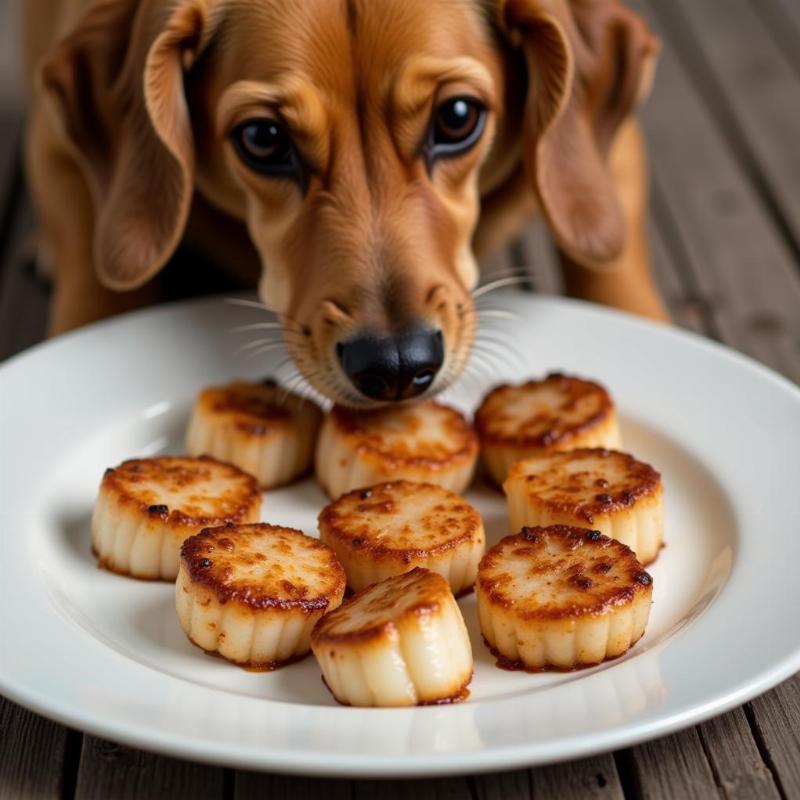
337, 327, 444, 402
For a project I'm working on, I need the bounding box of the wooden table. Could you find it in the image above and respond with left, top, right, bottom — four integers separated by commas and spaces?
1, 0, 799, 797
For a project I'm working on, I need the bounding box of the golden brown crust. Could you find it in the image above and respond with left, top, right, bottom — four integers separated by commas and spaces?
477, 525, 652, 620
328, 402, 478, 470
481, 635, 637, 673
475, 373, 614, 448
180, 524, 346, 612
311, 567, 452, 644
317, 481, 482, 562
195, 378, 322, 439
418, 682, 471, 705
100, 456, 261, 528
193, 643, 311, 672
505, 448, 661, 524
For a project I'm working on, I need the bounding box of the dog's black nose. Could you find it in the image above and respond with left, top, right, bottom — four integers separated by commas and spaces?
337, 328, 444, 402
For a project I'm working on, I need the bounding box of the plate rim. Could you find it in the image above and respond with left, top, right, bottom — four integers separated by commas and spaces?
2, 291, 799, 777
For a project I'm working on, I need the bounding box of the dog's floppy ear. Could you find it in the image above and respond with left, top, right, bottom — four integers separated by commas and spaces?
40, 0, 212, 289
502, 0, 659, 265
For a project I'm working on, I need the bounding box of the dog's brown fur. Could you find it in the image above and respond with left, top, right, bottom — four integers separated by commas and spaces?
24, 0, 665, 406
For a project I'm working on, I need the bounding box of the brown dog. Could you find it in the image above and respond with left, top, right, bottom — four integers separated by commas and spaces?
24, 0, 665, 406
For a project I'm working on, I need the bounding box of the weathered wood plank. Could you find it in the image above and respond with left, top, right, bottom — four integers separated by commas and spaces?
662, 0, 800, 257
529, 754, 625, 799
647, 211, 707, 334
772, 0, 800, 30
514, 137, 716, 330
754, 0, 800, 77
630, 126, 789, 800
697, 707, 781, 800
235, 771, 352, 800
0, 0, 24, 245
74, 736, 225, 800
0, 698, 72, 800
517, 217, 563, 295
747, 672, 800, 799
0, 115, 20, 247
353, 777, 472, 800
630, 0, 800, 383
0, 200, 48, 360
472, 769, 530, 799
0, 0, 23, 110
617, 728, 719, 800
622, 6, 800, 796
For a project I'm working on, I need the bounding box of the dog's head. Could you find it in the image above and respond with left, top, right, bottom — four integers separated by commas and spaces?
42, 0, 657, 406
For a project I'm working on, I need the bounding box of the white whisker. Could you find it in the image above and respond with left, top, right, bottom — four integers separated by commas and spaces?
477, 310, 518, 320
472, 275, 530, 298
237, 337, 284, 354
230, 322, 284, 333
243, 341, 288, 359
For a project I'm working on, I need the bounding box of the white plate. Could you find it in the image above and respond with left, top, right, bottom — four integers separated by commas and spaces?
1, 292, 799, 778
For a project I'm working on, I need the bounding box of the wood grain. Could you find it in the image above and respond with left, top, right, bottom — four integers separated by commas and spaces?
472, 769, 531, 799
353, 778, 473, 800
0, 115, 20, 248
747, 672, 800, 799
235, 771, 353, 800
647, 213, 708, 334
664, 0, 800, 256
697, 708, 781, 800
0, 0, 23, 111
617, 729, 719, 800
631, 0, 800, 382
0, 698, 71, 800
752, 0, 800, 78
529, 755, 625, 799
517, 217, 563, 296
74, 737, 225, 800
0, 200, 48, 360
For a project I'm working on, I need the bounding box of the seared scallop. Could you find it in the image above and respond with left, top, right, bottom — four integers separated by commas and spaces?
176, 524, 345, 669
91, 456, 261, 580
477, 525, 653, 671
504, 448, 663, 564
315, 401, 478, 499
318, 480, 484, 595
186, 379, 322, 488
311, 567, 472, 706
475, 373, 621, 485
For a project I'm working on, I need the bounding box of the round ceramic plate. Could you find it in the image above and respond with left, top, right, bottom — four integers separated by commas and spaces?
1, 292, 799, 778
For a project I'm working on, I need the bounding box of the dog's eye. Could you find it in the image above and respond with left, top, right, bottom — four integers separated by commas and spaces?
231, 119, 299, 176
430, 97, 486, 158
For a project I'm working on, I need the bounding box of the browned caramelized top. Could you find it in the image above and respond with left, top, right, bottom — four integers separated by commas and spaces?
478, 525, 653, 619
475, 373, 614, 447
504, 448, 661, 523
196, 379, 322, 437
318, 481, 482, 559
180, 524, 345, 610
328, 401, 478, 468
100, 456, 260, 527
311, 567, 453, 643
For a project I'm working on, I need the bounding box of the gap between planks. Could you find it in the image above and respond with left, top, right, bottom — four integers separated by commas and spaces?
648, 0, 800, 271
632, 0, 800, 382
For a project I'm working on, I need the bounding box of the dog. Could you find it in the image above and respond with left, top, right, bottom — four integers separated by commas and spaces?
24, 0, 665, 407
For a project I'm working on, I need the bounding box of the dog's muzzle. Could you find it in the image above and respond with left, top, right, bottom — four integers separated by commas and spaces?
336, 327, 444, 402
